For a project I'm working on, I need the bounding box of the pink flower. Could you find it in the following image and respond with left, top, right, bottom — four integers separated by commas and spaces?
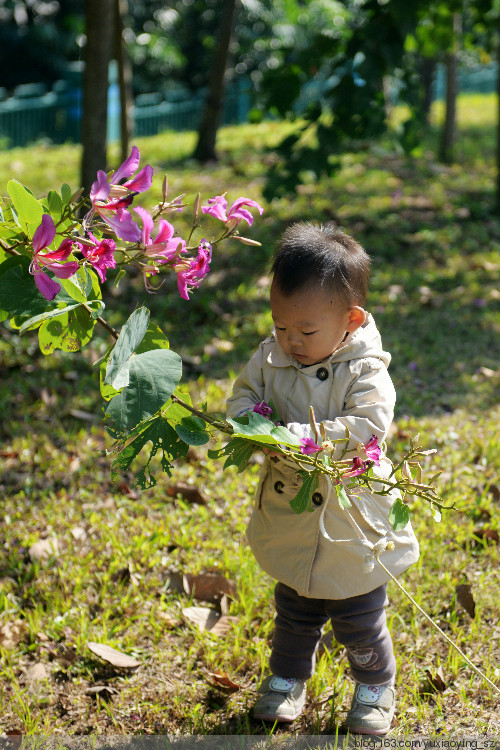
88, 146, 153, 242
81, 232, 116, 283
343, 456, 369, 478
134, 207, 185, 264
30, 215, 80, 300
176, 240, 212, 300
201, 195, 264, 227
299, 438, 322, 455
253, 401, 273, 418
364, 435, 382, 465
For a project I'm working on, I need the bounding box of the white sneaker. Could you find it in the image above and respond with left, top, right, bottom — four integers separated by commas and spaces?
253, 675, 307, 722
344, 683, 395, 735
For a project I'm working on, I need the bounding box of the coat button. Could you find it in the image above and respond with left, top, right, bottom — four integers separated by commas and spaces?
312, 492, 323, 506
274, 481, 284, 494
316, 367, 329, 381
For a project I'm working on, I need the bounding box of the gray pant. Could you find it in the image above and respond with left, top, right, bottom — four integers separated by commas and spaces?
269, 582, 396, 685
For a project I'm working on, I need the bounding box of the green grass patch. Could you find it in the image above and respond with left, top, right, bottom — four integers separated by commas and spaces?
0, 93, 499, 735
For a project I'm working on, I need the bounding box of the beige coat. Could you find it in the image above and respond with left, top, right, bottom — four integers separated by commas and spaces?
227, 314, 419, 600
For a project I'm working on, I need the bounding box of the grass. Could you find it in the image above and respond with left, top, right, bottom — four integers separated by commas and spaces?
0, 92, 499, 738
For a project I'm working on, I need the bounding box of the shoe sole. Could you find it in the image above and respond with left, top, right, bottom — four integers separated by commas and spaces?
254, 711, 302, 722
344, 724, 390, 736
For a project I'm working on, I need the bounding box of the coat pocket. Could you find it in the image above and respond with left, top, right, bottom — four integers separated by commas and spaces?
350, 489, 397, 536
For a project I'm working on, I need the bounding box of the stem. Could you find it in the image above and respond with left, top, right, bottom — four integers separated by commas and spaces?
83, 304, 119, 341
170, 394, 231, 433
374, 553, 500, 695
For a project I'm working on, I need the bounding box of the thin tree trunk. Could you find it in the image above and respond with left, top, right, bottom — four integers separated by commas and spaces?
438, 13, 460, 164
192, 0, 237, 162
114, 0, 133, 161
81, 0, 115, 194
419, 56, 437, 125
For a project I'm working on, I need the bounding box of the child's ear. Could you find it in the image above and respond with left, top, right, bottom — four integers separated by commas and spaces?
345, 306, 366, 332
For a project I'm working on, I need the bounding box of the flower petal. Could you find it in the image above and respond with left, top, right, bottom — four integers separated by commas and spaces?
33, 269, 61, 300
101, 208, 141, 242
32, 215, 56, 253
90, 171, 111, 203
134, 206, 154, 245
124, 164, 153, 194
46, 260, 79, 279
112, 145, 140, 184
201, 195, 228, 222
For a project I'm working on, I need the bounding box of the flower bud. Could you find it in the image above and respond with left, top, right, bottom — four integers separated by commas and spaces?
232, 236, 262, 246
402, 461, 413, 481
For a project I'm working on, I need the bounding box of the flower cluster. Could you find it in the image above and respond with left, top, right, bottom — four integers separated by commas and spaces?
28, 146, 264, 301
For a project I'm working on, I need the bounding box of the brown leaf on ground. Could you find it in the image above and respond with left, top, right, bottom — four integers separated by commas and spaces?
29, 537, 60, 563
424, 666, 447, 692
208, 615, 239, 637
0, 619, 29, 649
183, 573, 237, 603
488, 484, 500, 503
166, 483, 207, 504
471, 528, 499, 546
455, 583, 476, 618
87, 642, 141, 670
181, 606, 219, 632
207, 669, 241, 692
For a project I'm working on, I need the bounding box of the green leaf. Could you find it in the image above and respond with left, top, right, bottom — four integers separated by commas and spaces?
336, 483, 352, 510
111, 416, 189, 488
19, 303, 80, 334
388, 497, 410, 532
174, 416, 210, 446
289, 471, 319, 514
228, 413, 301, 448
61, 183, 72, 205
105, 348, 182, 432
0, 256, 51, 319
58, 267, 90, 304
47, 190, 63, 216
136, 323, 170, 354
220, 437, 257, 473
38, 305, 96, 354
7, 180, 43, 236
105, 307, 150, 389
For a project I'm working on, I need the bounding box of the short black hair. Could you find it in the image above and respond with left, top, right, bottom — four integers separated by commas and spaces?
271, 222, 370, 308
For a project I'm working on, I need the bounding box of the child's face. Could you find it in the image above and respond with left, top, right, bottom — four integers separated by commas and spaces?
270, 282, 364, 366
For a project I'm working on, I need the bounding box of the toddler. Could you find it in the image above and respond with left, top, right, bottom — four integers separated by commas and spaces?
226, 222, 419, 735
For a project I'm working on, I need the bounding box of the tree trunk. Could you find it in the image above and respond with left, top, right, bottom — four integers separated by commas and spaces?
114, 0, 134, 162
419, 56, 437, 125
81, 0, 115, 194
192, 0, 237, 162
438, 13, 460, 164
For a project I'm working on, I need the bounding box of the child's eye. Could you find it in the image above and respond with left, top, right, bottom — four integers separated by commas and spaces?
303, 331, 317, 336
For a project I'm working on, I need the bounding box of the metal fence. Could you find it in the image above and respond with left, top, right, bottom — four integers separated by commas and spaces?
0, 62, 497, 151
0, 77, 252, 150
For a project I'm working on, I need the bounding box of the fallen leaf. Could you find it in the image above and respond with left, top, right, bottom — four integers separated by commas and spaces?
455, 583, 476, 618
156, 611, 181, 628
167, 483, 207, 505
488, 484, 500, 503
208, 615, 240, 637
87, 642, 141, 669
424, 666, 446, 692
181, 606, 219, 632
85, 684, 118, 697
183, 573, 237, 603
29, 538, 60, 563
0, 619, 29, 649
471, 528, 499, 546
207, 669, 241, 692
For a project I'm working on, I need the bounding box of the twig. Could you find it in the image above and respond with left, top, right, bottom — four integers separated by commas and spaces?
374, 551, 500, 695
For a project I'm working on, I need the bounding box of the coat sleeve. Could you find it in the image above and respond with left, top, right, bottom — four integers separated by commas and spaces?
226, 343, 266, 418
287, 358, 396, 451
